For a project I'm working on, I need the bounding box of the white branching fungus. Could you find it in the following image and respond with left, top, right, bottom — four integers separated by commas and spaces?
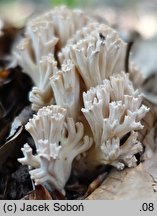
14, 6, 90, 111
18, 105, 92, 194
15, 6, 89, 70
82, 72, 149, 170
26, 21, 58, 65
58, 22, 110, 63
29, 54, 57, 111
15, 23, 58, 82
15, 23, 58, 111
25, 6, 90, 49
18, 143, 40, 168
16, 6, 151, 195
59, 23, 126, 89
48, 6, 90, 49
50, 59, 80, 120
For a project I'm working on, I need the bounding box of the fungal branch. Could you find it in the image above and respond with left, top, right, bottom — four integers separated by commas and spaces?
15, 22, 58, 85
59, 23, 127, 90
50, 59, 81, 120
58, 22, 111, 64
82, 72, 149, 170
18, 105, 92, 194
15, 22, 58, 111
47, 6, 90, 49
15, 6, 89, 77
14, 6, 90, 111
53, 117, 92, 191
29, 54, 57, 111
26, 21, 58, 65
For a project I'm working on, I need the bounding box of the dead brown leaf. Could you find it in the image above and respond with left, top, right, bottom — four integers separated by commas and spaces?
138, 99, 157, 160
22, 185, 52, 200
0, 126, 24, 172
0, 106, 33, 173
87, 164, 157, 200
0, 69, 10, 79
81, 172, 108, 199
143, 152, 157, 183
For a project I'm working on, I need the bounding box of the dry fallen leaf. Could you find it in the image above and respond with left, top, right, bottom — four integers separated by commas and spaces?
87, 164, 157, 200
0, 126, 24, 172
7, 105, 33, 140
22, 185, 52, 200
0, 105, 33, 172
0, 69, 10, 79
143, 151, 157, 183
2, 165, 33, 199
81, 172, 108, 199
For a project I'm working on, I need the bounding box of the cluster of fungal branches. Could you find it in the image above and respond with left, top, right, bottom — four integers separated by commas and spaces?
15, 6, 149, 194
